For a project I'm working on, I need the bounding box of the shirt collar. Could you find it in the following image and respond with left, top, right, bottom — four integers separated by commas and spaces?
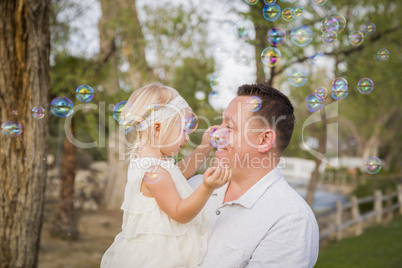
212, 165, 283, 209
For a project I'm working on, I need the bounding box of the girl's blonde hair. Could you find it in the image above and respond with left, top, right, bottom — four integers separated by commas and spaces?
121, 82, 187, 153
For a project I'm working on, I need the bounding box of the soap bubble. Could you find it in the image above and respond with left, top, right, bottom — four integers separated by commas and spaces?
264, 0, 276, 4
32, 106, 45, 119
263, 4, 281, 22
261, 47, 281, 67
119, 119, 134, 134
308, 52, 325, 66
245, 0, 258, 5
212, 42, 231, 62
288, 70, 308, 87
233, 19, 255, 41
331, 77, 348, 100
290, 25, 313, 47
76, 85, 94, 103
267, 27, 286, 46
326, 14, 347, 33
364, 156, 381, 174
12, 110, 18, 116
210, 73, 228, 91
184, 112, 199, 134
312, 0, 326, 6
234, 49, 252, 66
143, 166, 162, 184
50, 96, 74, 117
357, 78, 374, 94
246, 96, 262, 112
112, 101, 127, 122
208, 91, 223, 108
195, 91, 206, 101
315, 87, 328, 99
305, 94, 324, 113
377, 49, 389, 61
322, 30, 337, 44
364, 23, 376, 34
1, 121, 23, 137
280, 0, 296, 3
294, 6, 304, 19
348, 31, 364, 46
322, 17, 340, 32
209, 127, 230, 149
282, 8, 295, 22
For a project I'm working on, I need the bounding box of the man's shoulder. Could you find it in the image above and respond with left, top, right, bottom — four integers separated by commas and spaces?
259, 178, 315, 218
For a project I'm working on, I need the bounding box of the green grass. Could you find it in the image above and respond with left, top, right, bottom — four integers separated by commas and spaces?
315, 214, 402, 268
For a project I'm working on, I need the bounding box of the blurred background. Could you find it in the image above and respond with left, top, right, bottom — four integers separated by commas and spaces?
1, 0, 402, 267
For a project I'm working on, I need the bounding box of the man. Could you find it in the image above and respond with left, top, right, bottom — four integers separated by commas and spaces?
188, 83, 319, 267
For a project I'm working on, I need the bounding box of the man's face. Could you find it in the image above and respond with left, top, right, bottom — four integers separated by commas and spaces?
215, 96, 268, 171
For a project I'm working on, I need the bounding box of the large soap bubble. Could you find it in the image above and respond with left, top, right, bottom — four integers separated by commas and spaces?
261, 47, 281, 67
290, 25, 313, 47
50, 97, 74, 117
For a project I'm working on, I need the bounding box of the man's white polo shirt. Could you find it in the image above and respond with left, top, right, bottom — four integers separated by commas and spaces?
188, 166, 319, 268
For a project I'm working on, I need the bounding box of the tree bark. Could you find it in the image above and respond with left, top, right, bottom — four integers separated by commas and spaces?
306, 107, 327, 208
98, 0, 150, 210
0, 0, 50, 267
50, 120, 79, 240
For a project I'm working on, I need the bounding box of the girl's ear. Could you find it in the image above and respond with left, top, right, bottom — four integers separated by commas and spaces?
152, 123, 161, 138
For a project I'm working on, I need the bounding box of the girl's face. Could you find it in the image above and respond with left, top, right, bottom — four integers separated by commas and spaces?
159, 110, 190, 157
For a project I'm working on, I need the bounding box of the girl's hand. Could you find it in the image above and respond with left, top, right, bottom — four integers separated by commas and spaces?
200, 125, 219, 152
202, 164, 232, 191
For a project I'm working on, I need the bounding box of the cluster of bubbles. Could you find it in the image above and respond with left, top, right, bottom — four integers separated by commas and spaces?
364, 156, 382, 174
262, 3, 304, 22
331, 77, 349, 100
288, 70, 308, 87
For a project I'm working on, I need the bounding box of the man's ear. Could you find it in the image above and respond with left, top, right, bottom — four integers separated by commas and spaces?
257, 129, 276, 153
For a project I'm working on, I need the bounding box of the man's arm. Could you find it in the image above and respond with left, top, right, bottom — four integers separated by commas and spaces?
246, 211, 319, 268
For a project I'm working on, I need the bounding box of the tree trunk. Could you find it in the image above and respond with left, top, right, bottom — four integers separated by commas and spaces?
306, 107, 327, 208
0, 0, 50, 267
102, 130, 131, 210
98, 0, 150, 210
50, 120, 79, 239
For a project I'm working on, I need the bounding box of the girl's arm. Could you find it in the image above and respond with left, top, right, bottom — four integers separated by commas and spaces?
177, 126, 216, 179
144, 164, 231, 224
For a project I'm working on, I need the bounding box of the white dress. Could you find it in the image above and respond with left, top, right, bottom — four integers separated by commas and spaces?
101, 157, 211, 268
